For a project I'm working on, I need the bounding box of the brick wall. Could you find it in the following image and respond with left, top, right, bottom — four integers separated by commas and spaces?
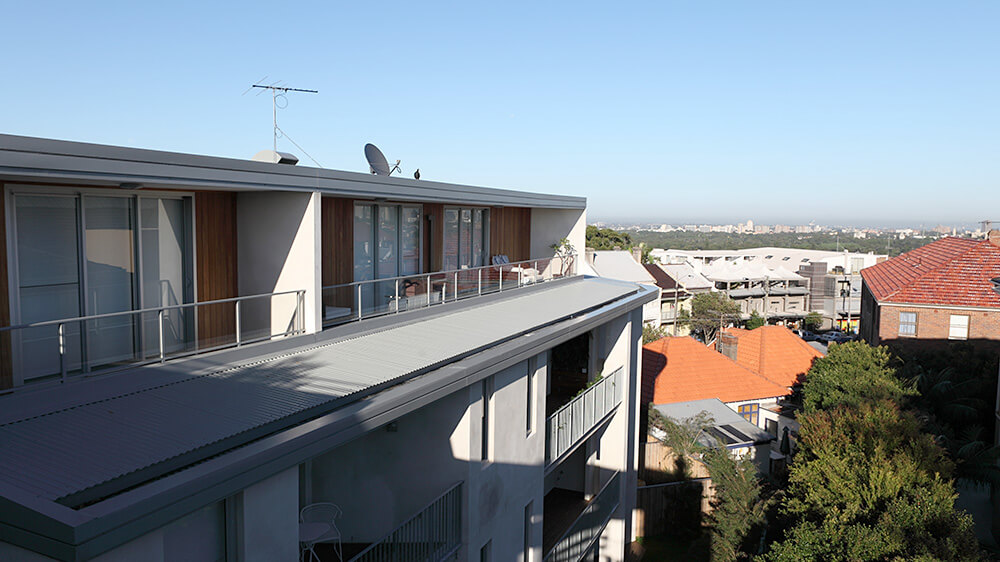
878, 305, 1000, 343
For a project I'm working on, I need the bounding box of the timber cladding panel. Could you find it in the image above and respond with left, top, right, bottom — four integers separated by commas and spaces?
195, 192, 238, 348
321, 197, 354, 308
0, 185, 10, 389
490, 207, 531, 262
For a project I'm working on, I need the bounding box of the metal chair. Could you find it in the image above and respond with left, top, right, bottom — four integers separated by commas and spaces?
299, 503, 343, 562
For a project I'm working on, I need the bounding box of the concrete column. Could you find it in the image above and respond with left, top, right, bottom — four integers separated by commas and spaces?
237, 467, 299, 562
237, 191, 322, 337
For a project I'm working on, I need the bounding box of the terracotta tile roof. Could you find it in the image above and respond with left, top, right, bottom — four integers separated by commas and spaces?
722, 326, 823, 388
860, 237, 1000, 308
643, 336, 789, 405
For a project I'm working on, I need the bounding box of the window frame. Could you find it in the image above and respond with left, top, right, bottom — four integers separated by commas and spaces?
443, 206, 490, 270
5, 185, 196, 385
737, 403, 759, 426
898, 311, 917, 337
948, 314, 969, 340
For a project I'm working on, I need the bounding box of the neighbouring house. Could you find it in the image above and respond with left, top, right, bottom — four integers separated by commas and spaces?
587, 250, 662, 326
652, 247, 887, 332
642, 336, 792, 430
643, 264, 693, 336
717, 325, 824, 389
650, 399, 775, 477
0, 134, 657, 562
859, 233, 1000, 351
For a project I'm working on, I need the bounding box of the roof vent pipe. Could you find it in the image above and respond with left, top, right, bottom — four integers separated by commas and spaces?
251, 150, 299, 165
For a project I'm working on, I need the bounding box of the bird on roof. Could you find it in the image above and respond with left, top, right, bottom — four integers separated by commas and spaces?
414, 168, 421, 180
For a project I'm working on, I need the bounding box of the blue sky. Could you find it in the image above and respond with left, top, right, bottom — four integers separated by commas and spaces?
3, 2, 998, 227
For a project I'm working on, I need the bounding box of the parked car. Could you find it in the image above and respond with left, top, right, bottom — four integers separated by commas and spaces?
818, 331, 853, 343
794, 329, 819, 341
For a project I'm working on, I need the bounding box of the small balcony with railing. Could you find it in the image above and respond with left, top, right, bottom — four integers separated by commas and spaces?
315, 482, 462, 562
0, 289, 306, 391
321, 254, 578, 325
543, 471, 621, 562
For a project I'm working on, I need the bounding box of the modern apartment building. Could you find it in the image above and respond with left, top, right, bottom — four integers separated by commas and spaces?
0, 135, 657, 561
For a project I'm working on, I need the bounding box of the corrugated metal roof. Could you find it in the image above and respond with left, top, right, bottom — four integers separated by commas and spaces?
0, 277, 637, 506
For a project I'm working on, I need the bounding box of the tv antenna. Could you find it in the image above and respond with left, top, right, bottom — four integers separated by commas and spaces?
246, 78, 318, 156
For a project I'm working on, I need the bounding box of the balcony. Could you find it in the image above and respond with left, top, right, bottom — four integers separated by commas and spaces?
544, 472, 621, 562
546, 367, 623, 466
343, 482, 462, 562
322, 254, 578, 325
0, 289, 306, 390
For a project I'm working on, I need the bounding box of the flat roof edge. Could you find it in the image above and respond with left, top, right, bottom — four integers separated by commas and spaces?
0, 134, 586, 209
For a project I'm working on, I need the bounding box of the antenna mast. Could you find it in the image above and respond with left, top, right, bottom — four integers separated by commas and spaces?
250, 82, 318, 154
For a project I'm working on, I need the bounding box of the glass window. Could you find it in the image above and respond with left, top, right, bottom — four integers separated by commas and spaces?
473, 209, 484, 268
11, 192, 193, 382
400, 206, 421, 276
738, 403, 759, 426
443, 209, 459, 271
443, 207, 488, 270
899, 311, 917, 336
14, 195, 83, 379
949, 315, 969, 340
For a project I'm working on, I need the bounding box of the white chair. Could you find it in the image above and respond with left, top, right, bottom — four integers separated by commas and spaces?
300, 503, 343, 562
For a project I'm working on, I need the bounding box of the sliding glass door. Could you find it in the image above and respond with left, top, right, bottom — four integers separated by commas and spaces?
443, 206, 489, 270
9, 189, 194, 383
354, 202, 422, 314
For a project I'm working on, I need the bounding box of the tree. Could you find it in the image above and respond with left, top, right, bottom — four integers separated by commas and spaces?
764, 342, 983, 561
642, 323, 669, 344
800, 342, 914, 414
648, 408, 714, 480
585, 225, 632, 250
703, 447, 771, 561
803, 311, 823, 332
746, 311, 765, 330
679, 292, 741, 343
766, 400, 980, 561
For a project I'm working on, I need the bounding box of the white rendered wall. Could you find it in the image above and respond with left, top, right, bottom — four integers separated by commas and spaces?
308, 387, 472, 544
238, 467, 299, 562
530, 208, 587, 276
467, 356, 548, 562
237, 190, 321, 336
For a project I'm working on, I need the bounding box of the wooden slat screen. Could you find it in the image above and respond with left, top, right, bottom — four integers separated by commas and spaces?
195, 192, 238, 347
489, 206, 531, 262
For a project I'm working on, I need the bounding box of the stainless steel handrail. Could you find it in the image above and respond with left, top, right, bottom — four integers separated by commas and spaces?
1, 289, 306, 387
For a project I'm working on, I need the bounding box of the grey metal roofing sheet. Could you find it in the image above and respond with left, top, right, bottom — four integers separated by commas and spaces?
0, 134, 586, 209
0, 277, 637, 506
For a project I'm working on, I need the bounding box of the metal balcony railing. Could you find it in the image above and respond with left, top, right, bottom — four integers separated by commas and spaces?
544, 472, 622, 562
0, 289, 306, 389
349, 481, 463, 562
546, 367, 623, 466
321, 254, 578, 325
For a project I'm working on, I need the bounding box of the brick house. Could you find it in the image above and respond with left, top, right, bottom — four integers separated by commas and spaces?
859, 233, 1000, 350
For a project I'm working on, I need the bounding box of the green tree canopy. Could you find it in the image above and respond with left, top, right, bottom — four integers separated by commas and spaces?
680, 292, 741, 342
585, 225, 633, 250
800, 342, 914, 414
746, 310, 765, 330
803, 311, 823, 332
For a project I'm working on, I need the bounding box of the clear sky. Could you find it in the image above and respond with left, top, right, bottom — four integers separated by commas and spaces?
3, 2, 998, 227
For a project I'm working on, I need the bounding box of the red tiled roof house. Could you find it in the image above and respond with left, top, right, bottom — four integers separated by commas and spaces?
859, 234, 1000, 349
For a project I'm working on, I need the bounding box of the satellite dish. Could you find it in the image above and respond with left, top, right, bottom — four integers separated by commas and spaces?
365, 143, 391, 175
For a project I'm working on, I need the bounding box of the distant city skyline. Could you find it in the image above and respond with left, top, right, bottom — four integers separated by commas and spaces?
1, 2, 997, 224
